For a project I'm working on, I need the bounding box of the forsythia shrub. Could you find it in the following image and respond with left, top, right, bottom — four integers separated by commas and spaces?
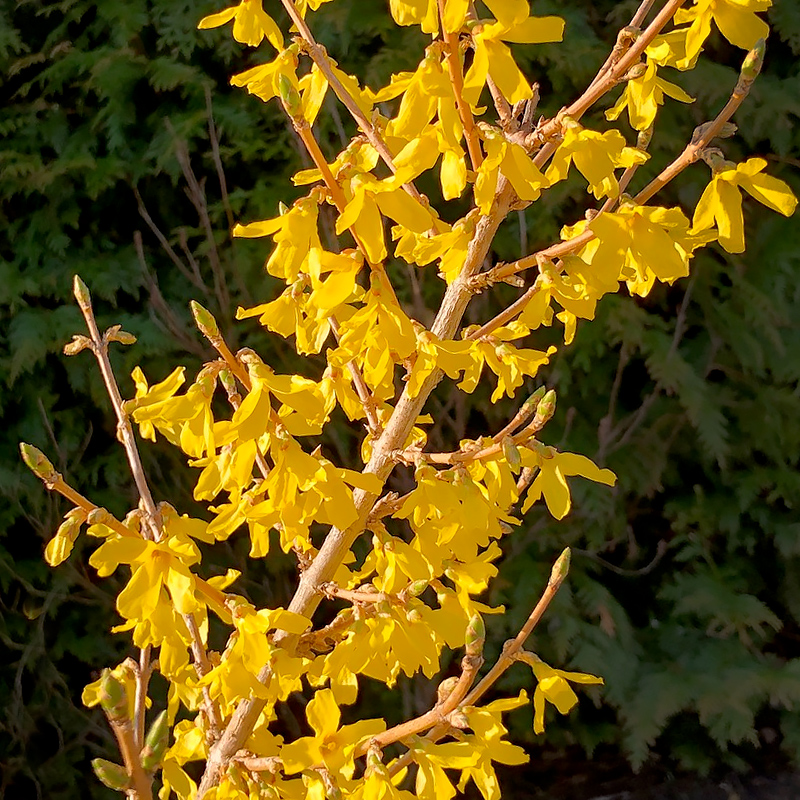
21, 1, 797, 798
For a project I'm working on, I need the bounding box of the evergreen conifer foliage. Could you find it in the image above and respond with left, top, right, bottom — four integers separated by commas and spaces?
15, 1, 800, 798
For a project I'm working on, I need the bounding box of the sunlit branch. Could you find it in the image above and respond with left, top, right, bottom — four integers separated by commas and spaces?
438, 0, 483, 170
279, 0, 428, 207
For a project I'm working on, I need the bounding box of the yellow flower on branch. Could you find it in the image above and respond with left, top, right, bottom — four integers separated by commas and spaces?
198, 0, 284, 49
517, 653, 603, 734
606, 58, 694, 131
546, 120, 648, 199
692, 157, 797, 253
675, 0, 770, 65
463, 10, 565, 107
521, 446, 616, 520
280, 689, 386, 778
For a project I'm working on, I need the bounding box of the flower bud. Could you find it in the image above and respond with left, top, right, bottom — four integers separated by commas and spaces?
140, 710, 169, 772
548, 547, 571, 586
99, 669, 129, 721
437, 676, 460, 705
278, 73, 303, 119
464, 614, 485, 657
91, 758, 130, 791
190, 300, 219, 339
19, 443, 58, 483
73, 274, 91, 309
533, 389, 557, 428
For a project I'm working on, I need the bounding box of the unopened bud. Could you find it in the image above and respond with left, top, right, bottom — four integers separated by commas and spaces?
190, 300, 219, 339
278, 73, 303, 119
140, 710, 169, 771
502, 437, 521, 473
19, 443, 58, 483
92, 758, 129, 791
86, 507, 112, 525
449, 710, 470, 729
406, 580, 429, 597
73, 274, 91, 309
405, 608, 423, 623
624, 62, 647, 81
437, 676, 460, 705
99, 670, 129, 721
63, 334, 93, 356
636, 126, 653, 151
464, 614, 485, 657
219, 368, 237, 397
523, 386, 546, 412
548, 547, 571, 586
533, 389, 557, 428
739, 38, 765, 84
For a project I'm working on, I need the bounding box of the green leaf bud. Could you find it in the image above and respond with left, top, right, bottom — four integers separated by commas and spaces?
99, 669, 129, 721
140, 710, 169, 772
502, 436, 521, 473
106, 325, 137, 346
92, 759, 130, 791
548, 547, 571, 586
533, 389, 557, 428
278, 73, 303, 119
464, 613, 485, 657
63, 334, 93, 356
739, 38, 765, 84
522, 386, 546, 412
73, 274, 91, 309
19, 443, 58, 483
406, 579, 429, 597
190, 300, 220, 339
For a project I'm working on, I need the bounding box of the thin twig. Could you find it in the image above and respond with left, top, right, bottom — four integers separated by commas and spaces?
165, 120, 230, 315
73, 277, 161, 540
133, 186, 206, 292
280, 0, 427, 206
461, 548, 570, 708
438, 0, 483, 170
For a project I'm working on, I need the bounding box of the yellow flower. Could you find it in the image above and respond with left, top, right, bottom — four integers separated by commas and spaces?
280, 689, 386, 778
692, 157, 797, 253
522, 656, 603, 734
606, 59, 693, 131
197, 0, 284, 49
546, 120, 648, 199
463, 10, 565, 107
675, 0, 770, 65
521, 447, 616, 520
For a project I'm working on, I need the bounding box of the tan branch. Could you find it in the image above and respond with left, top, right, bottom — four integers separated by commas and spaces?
462, 548, 570, 708
196, 180, 516, 800
72, 277, 161, 541
438, 0, 483, 170
279, 0, 427, 206
355, 637, 484, 756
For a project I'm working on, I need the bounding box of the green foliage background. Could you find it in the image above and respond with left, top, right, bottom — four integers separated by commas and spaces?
2, 0, 799, 796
